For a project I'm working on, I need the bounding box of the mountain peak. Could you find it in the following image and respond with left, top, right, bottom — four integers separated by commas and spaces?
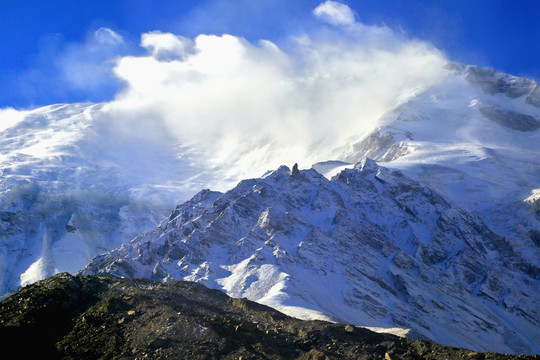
81, 162, 540, 355
355, 157, 379, 172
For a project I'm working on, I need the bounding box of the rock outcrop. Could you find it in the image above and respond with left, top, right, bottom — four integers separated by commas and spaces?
1, 273, 537, 360
81, 162, 540, 355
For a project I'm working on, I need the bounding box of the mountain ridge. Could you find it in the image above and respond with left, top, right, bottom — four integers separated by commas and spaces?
2, 272, 538, 359
81, 160, 539, 354
1, 62, 538, 297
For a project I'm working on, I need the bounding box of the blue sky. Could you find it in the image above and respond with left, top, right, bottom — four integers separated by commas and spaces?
1, 0, 539, 109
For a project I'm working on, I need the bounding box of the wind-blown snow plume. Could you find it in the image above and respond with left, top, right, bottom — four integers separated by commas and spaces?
102, 6, 447, 188
59, 27, 126, 91
2, 2, 448, 192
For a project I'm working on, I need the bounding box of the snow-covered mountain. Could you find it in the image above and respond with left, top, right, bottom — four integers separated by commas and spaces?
0, 103, 194, 296
81, 159, 539, 354
2, 63, 539, 353
80, 64, 540, 354
338, 63, 540, 262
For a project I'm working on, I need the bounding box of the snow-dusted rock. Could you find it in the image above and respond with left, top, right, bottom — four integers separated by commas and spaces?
82, 161, 539, 355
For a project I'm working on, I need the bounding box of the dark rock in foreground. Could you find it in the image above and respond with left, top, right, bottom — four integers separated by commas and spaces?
0, 273, 537, 360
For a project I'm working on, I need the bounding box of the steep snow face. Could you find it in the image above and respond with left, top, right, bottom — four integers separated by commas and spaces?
337, 64, 540, 262
82, 161, 540, 355
0, 103, 195, 296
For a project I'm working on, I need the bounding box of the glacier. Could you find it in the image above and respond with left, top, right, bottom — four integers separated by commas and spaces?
0, 103, 192, 295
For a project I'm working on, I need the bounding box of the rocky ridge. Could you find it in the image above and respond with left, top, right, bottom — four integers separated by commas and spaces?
1, 272, 538, 360
81, 160, 540, 355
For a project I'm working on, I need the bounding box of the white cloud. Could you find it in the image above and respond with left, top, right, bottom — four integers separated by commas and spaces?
6, 27, 130, 105
141, 31, 193, 60
94, 27, 124, 45
104, 23, 447, 188
4, 4, 449, 195
59, 27, 127, 90
313, 1, 356, 26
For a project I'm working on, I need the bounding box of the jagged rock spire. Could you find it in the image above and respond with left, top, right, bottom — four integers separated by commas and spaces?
291, 163, 300, 177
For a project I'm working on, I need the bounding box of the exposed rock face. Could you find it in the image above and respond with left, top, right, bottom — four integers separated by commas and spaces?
463, 65, 540, 107
342, 129, 412, 163
81, 162, 540, 355
1, 273, 537, 360
479, 104, 540, 132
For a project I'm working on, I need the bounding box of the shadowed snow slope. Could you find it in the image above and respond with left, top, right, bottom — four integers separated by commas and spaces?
82, 160, 539, 355
0, 103, 191, 296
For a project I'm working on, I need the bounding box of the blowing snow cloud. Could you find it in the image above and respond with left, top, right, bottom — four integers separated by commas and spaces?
2, 1, 449, 195
96, 1, 447, 189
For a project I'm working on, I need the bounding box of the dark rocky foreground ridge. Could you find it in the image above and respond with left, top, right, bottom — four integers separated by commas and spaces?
0, 273, 537, 360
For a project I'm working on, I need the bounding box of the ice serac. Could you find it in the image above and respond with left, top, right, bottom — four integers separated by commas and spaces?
81, 160, 540, 355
